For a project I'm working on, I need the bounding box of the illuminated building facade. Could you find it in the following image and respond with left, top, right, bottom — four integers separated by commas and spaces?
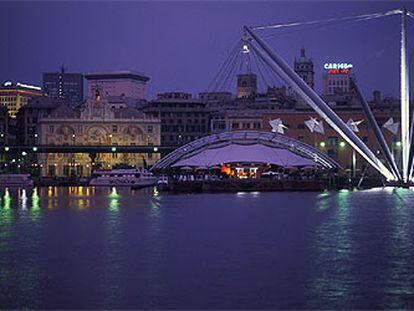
0, 106, 9, 145
237, 74, 257, 98
143, 92, 210, 147
16, 97, 60, 146
85, 71, 150, 100
0, 82, 44, 118
38, 97, 160, 177
262, 106, 400, 175
43, 68, 84, 107
210, 109, 263, 133
199, 91, 233, 102
322, 64, 353, 96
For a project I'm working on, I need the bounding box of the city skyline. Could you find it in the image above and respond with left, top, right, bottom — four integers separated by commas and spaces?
1, 1, 414, 99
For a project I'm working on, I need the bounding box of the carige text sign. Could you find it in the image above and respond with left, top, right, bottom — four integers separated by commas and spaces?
324, 63, 353, 74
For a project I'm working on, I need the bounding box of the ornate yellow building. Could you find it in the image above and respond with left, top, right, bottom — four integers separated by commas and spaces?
38, 98, 160, 177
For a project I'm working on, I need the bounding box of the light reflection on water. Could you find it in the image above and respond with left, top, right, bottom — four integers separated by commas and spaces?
101, 187, 123, 307
307, 189, 355, 308
382, 188, 414, 307
0, 187, 413, 309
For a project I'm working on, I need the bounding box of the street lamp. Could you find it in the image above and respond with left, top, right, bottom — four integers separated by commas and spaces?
339, 141, 346, 148
319, 141, 326, 148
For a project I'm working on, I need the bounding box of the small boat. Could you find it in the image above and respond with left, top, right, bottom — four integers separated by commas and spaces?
156, 175, 170, 191
0, 174, 34, 188
89, 169, 157, 188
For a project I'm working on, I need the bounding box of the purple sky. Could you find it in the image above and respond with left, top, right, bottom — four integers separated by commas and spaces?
1, 1, 414, 100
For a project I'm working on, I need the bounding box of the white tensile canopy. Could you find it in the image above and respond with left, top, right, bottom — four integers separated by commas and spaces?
172, 144, 316, 168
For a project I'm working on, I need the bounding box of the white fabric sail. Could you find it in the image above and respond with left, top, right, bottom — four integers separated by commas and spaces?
346, 118, 364, 133
383, 117, 400, 135
269, 118, 288, 134
305, 117, 324, 134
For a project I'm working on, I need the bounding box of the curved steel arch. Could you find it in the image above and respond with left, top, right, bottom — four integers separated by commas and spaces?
151, 130, 340, 170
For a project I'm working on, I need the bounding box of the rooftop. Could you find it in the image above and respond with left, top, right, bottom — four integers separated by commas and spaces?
0, 81, 43, 93
85, 70, 150, 82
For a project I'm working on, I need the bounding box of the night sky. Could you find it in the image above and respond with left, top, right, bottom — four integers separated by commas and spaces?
1, 1, 414, 99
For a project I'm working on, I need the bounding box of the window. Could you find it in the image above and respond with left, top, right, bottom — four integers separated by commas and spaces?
328, 136, 338, 146
327, 149, 337, 159
63, 165, 70, 177
147, 125, 153, 133
112, 125, 118, 133
49, 125, 54, 133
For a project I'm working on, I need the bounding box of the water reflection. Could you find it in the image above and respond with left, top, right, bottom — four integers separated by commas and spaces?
0, 188, 14, 306
382, 188, 414, 307
21, 189, 28, 210
101, 187, 124, 307
109, 187, 120, 213
0, 187, 413, 309
3, 188, 11, 210
307, 189, 354, 308
0, 187, 44, 308
316, 190, 332, 212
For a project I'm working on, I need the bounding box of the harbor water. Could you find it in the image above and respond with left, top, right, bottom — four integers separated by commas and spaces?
0, 187, 414, 309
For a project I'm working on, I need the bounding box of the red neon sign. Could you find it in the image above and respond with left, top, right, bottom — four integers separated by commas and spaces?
328, 69, 350, 75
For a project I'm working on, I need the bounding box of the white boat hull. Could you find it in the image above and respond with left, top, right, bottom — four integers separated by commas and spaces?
0, 174, 34, 188
90, 177, 157, 187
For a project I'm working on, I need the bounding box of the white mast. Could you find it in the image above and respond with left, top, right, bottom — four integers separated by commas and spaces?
401, 7, 410, 182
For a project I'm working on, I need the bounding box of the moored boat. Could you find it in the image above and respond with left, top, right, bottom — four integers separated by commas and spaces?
156, 175, 170, 191
89, 169, 157, 187
0, 174, 34, 188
